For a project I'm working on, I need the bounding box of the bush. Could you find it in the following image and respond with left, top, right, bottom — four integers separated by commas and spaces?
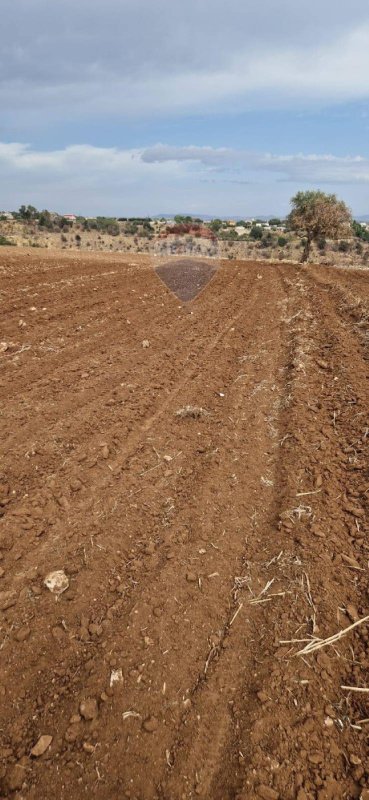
278, 236, 288, 247
249, 226, 263, 240
338, 240, 350, 253
0, 235, 15, 246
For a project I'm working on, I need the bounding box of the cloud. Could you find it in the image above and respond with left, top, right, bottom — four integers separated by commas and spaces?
1, 140, 369, 217
142, 144, 369, 184
2, 1, 369, 124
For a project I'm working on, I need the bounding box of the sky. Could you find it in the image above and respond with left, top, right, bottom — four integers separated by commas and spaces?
1, 0, 369, 217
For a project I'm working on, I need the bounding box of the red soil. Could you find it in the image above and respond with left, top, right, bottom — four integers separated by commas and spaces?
0, 249, 369, 800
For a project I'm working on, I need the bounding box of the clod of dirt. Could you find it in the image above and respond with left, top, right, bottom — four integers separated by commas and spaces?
101, 445, 110, 459
0, 342, 8, 353
186, 572, 198, 583
142, 716, 158, 733
176, 406, 208, 419
316, 358, 329, 369
44, 570, 69, 596
4, 763, 25, 791
0, 591, 17, 611
79, 698, 98, 720
142, 339, 150, 348
31, 735, 53, 757
256, 786, 280, 799
15, 627, 31, 642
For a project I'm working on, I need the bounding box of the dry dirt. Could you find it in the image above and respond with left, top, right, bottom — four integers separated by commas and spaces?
0, 249, 369, 800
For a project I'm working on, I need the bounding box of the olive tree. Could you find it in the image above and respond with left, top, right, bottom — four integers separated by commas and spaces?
288, 191, 352, 262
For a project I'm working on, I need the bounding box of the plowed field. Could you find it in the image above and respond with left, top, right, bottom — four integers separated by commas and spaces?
1, 249, 369, 800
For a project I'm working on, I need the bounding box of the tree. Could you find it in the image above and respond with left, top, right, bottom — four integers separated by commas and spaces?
288, 191, 352, 263
19, 204, 38, 221
249, 225, 263, 240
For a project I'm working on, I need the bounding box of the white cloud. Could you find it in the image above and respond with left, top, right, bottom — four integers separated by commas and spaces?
142, 144, 369, 184
1, 140, 369, 216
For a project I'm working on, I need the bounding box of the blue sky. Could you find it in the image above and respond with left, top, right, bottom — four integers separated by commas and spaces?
2, 0, 369, 217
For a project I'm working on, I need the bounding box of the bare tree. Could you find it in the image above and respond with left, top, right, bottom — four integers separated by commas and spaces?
288, 191, 352, 262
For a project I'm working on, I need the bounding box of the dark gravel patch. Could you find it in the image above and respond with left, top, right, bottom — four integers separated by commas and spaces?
155, 258, 218, 301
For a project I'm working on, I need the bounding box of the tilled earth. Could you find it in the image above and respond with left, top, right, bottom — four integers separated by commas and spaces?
0, 250, 369, 800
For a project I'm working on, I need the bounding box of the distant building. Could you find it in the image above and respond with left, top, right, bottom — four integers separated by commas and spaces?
63, 214, 77, 222
0, 211, 14, 220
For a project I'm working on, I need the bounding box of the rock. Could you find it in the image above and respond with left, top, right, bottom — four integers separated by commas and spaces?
44, 570, 69, 595
142, 340, 150, 348
110, 669, 123, 688
143, 716, 158, 732
186, 572, 197, 583
83, 742, 95, 753
79, 698, 98, 720
0, 342, 8, 353
257, 690, 269, 703
256, 786, 279, 800
316, 359, 329, 370
0, 591, 17, 611
31, 735, 53, 757
346, 603, 359, 622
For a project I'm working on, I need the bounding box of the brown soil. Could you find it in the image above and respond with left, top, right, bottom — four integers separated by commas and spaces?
0, 248, 369, 800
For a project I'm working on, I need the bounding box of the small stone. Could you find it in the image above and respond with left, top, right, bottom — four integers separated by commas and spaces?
31, 735, 53, 757
142, 340, 150, 348
110, 669, 123, 688
69, 714, 81, 724
349, 753, 361, 766
143, 716, 158, 732
79, 698, 98, 720
83, 742, 95, 754
316, 359, 328, 369
346, 603, 359, 622
256, 786, 279, 799
101, 445, 109, 459
186, 572, 197, 583
44, 570, 69, 595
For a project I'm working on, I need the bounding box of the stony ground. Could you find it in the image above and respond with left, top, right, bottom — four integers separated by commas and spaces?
0, 249, 369, 800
